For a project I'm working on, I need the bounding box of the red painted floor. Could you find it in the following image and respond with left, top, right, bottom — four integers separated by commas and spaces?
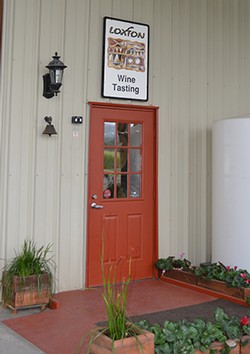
3, 279, 217, 354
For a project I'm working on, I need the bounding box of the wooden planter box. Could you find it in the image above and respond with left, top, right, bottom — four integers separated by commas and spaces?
243, 287, 250, 301
162, 269, 197, 285
161, 270, 250, 302
197, 277, 244, 299
89, 329, 154, 354
2, 272, 51, 314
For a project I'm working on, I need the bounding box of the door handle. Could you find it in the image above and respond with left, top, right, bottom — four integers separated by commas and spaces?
91, 202, 104, 209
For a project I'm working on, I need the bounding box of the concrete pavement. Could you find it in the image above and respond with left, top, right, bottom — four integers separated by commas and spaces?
0, 306, 45, 354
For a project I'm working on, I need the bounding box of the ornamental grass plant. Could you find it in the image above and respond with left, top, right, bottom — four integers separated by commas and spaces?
1, 239, 55, 302
86, 235, 145, 353
101, 249, 132, 341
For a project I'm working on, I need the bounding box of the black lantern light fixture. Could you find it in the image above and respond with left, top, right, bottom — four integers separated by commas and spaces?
42, 116, 57, 136
43, 52, 67, 99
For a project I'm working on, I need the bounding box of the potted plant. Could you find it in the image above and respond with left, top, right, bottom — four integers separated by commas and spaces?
84, 238, 154, 353
1, 239, 55, 314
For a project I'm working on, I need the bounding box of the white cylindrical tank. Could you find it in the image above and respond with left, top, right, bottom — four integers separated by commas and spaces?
212, 117, 250, 271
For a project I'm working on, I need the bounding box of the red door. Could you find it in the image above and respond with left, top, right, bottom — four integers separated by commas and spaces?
87, 102, 157, 286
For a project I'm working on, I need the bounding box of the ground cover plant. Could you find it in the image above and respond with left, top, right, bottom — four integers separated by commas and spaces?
136, 307, 250, 354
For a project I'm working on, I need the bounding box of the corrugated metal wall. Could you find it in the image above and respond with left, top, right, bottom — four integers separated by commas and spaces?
1, 0, 250, 292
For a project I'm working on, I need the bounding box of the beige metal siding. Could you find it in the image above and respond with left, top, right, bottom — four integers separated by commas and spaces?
1, 0, 250, 292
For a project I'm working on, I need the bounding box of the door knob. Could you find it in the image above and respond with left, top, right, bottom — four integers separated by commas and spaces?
91, 202, 104, 209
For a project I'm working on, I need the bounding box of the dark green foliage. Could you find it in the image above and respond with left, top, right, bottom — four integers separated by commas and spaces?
194, 262, 250, 289
137, 308, 250, 354
155, 256, 193, 272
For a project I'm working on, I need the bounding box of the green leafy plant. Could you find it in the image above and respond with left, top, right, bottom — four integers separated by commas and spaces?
246, 295, 250, 305
155, 256, 194, 273
155, 256, 250, 289
137, 316, 226, 353
195, 262, 250, 288
1, 239, 55, 301
137, 307, 250, 353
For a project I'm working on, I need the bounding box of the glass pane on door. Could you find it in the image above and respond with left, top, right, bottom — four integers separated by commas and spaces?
104, 122, 116, 146
104, 149, 115, 171
130, 124, 142, 146
130, 149, 141, 172
130, 174, 141, 198
103, 121, 143, 199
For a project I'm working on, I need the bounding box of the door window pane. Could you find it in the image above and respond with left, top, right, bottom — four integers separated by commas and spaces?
130, 149, 141, 172
103, 174, 114, 199
104, 149, 115, 171
130, 124, 142, 147
117, 148, 128, 172
103, 120, 143, 200
117, 174, 127, 198
130, 174, 141, 198
118, 123, 128, 146
104, 122, 116, 146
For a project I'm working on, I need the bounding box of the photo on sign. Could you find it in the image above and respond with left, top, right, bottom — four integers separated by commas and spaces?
102, 17, 149, 101
107, 38, 145, 72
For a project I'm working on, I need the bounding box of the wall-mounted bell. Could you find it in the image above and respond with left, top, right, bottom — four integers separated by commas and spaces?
42, 116, 57, 137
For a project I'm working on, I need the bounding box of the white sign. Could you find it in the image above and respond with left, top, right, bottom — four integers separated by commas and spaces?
102, 17, 149, 101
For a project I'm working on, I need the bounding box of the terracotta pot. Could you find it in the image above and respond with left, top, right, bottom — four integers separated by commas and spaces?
194, 339, 242, 354
241, 335, 250, 354
2, 272, 51, 314
194, 341, 225, 353
225, 339, 240, 354
89, 329, 154, 354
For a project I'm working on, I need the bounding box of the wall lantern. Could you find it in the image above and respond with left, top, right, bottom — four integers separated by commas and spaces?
43, 52, 67, 99
42, 116, 57, 136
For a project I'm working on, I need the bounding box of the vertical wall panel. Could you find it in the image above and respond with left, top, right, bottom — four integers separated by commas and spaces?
153, 0, 172, 256
112, 0, 133, 19
170, 0, 190, 256
188, 0, 208, 264
87, 0, 112, 101
0, 0, 15, 271
5, 0, 40, 256
34, 0, 66, 293
2, 0, 250, 293
58, 0, 90, 291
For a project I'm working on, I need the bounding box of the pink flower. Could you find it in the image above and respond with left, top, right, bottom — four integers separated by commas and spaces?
226, 266, 230, 271
241, 316, 249, 326
240, 273, 247, 278
234, 266, 238, 270
244, 278, 250, 284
